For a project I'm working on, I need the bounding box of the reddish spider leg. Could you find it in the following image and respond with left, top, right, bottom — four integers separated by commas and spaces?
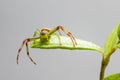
49, 26, 77, 47
41, 27, 62, 45
41, 27, 50, 31
17, 37, 39, 65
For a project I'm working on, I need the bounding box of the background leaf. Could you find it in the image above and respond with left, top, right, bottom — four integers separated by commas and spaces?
104, 73, 120, 80
117, 23, 120, 49
117, 23, 120, 40
104, 24, 120, 56
117, 42, 120, 48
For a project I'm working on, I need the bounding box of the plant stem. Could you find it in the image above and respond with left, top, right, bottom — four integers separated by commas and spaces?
99, 55, 110, 80
99, 47, 116, 80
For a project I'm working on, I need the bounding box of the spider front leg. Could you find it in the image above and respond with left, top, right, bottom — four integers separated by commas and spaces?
17, 37, 39, 65
49, 26, 77, 47
33, 28, 41, 37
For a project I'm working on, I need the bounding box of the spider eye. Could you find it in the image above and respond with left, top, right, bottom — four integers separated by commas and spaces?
40, 28, 50, 35
40, 30, 48, 35
41, 32, 45, 35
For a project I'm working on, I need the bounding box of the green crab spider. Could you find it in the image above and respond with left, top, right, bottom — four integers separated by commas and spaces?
16, 26, 77, 65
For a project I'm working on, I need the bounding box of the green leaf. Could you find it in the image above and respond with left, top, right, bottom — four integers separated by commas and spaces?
104, 73, 120, 80
30, 35, 104, 54
104, 24, 120, 56
117, 23, 120, 40
117, 42, 120, 48
117, 23, 120, 49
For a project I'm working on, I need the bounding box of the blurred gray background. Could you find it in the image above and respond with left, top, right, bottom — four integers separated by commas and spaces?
0, 0, 120, 80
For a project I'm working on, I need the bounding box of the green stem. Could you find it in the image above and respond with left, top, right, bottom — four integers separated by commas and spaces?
99, 48, 116, 80
99, 54, 110, 80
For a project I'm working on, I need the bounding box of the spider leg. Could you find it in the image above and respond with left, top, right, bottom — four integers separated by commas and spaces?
17, 37, 39, 65
33, 28, 41, 37
25, 39, 37, 65
49, 26, 77, 47
17, 40, 26, 64
41, 27, 50, 32
33, 28, 50, 37
57, 30, 62, 36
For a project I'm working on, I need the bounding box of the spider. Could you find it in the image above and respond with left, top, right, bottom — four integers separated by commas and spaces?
16, 26, 77, 65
